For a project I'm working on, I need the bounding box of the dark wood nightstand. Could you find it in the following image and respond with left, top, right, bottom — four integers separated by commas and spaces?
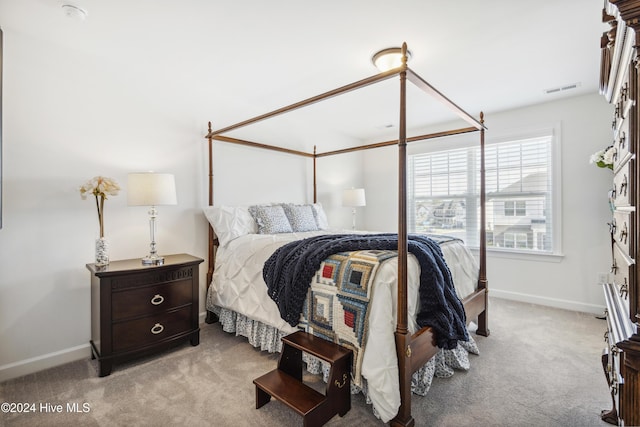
87, 253, 204, 377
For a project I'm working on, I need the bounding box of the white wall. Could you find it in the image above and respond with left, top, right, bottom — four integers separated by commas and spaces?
210, 141, 365, 227
0, 28, 366, 381
363, 93, 614, 314
0, 28, 207, 381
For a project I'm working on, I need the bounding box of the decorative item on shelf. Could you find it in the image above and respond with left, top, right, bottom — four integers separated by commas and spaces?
80, 176, 121, 266
127, 172, 177, 266
342, 188, 366, 230
590, 145, 615, 170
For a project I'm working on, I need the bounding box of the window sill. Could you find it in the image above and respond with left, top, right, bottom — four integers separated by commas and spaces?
469, 247, 564, 263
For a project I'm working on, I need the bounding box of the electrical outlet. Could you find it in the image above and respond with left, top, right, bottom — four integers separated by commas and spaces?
597, 272, 609, 284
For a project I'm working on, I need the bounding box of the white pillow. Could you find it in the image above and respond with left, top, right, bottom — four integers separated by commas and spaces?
312, 203, 330, 230
203, 206, 257, 247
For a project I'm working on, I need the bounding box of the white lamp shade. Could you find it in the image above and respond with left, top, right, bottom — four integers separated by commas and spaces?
127, 173, 177, 206
343, 188, 366, 207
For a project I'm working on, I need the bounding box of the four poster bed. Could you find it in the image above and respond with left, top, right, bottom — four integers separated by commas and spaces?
203, 44, 489, 426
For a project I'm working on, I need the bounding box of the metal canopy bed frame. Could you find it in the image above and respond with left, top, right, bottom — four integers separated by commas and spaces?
204, 43, 489, 427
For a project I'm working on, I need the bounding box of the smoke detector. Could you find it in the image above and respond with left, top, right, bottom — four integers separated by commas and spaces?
62, 4, 88, 20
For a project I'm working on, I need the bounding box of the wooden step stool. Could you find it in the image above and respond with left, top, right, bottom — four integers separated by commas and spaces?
253, 331, 353, 426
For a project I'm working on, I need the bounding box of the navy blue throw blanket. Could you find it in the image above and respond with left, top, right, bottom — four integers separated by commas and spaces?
263, 233, 468, 350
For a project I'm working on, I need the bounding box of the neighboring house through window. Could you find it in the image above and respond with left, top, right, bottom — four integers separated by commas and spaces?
408, 126, 560, 255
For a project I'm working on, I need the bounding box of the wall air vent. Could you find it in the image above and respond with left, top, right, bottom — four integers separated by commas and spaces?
544, 82, 581, 95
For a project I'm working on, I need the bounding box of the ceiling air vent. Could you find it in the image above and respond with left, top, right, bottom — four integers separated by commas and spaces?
544, 82, 581, 95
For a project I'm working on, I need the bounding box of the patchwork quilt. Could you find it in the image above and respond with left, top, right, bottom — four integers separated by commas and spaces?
263, 233, 468, 350
298, 249, 396, 386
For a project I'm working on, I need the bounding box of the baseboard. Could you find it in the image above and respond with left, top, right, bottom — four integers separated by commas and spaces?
491, 289, 606, 315
2, 316, 211, 383
0, 344, 91, 383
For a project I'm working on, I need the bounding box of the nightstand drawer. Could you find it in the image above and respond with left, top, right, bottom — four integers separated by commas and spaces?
112, 279, 192, 321
112, 306, 193, 352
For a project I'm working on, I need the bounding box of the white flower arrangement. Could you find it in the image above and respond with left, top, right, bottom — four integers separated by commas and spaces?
590, 146, 615, 170
80, 176, 121, 238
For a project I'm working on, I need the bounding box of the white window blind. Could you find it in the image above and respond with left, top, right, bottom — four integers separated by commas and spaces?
409, 134, 555, 254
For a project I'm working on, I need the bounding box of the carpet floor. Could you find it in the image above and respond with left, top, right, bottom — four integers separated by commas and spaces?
0, 297, 613, 426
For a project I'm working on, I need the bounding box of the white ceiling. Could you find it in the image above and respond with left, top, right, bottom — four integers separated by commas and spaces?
0, 0, 608, 150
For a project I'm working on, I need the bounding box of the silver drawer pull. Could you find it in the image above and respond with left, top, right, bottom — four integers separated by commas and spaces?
620, 222, 628, 244
150, 294, 165, 306
620, 278, 629, 299
620, 174, 628, 197
151, 323, 164, 335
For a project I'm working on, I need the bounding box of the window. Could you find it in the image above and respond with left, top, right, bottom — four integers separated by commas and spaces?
504, 232, 529, 249
409, 131, 558, 254
504, 200, 526, 216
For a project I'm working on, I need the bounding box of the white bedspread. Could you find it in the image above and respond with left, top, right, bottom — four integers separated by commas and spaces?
207, 230, 478, 422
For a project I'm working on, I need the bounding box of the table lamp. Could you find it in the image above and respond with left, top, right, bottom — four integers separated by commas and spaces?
127, 172, 177, 265
342, 188, 366, 230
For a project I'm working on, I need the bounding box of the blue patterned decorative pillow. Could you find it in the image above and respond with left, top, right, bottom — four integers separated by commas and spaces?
283, 204, 319, 232
249, 204, 293, 234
